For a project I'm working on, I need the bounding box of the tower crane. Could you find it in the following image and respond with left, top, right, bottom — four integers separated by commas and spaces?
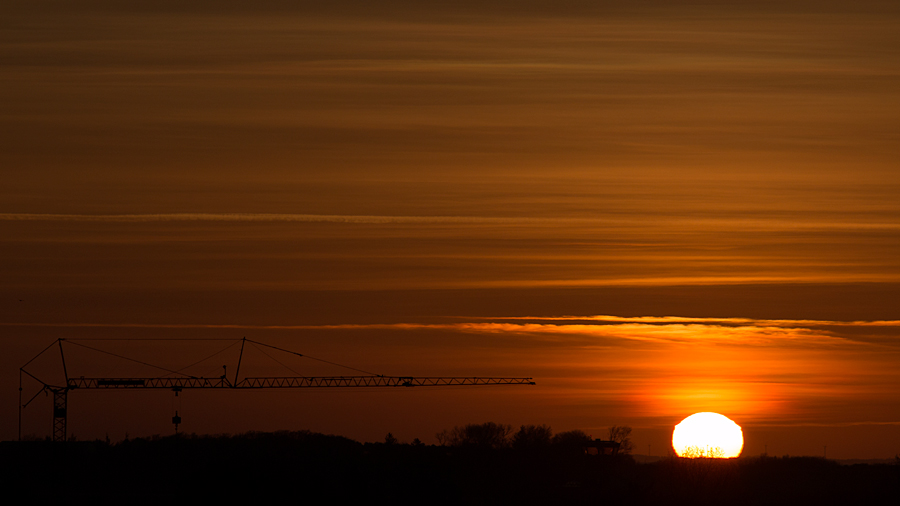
19, 337, 535, 441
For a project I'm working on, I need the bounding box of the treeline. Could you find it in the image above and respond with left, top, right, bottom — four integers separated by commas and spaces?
1, 428, 633, 504
3, 429, 897, 505
433, 422, 633, 453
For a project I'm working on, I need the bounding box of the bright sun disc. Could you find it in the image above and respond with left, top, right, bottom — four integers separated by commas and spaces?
672, 412, 743, 458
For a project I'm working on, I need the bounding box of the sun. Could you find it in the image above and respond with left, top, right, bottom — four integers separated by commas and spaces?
672, 412, 743, 458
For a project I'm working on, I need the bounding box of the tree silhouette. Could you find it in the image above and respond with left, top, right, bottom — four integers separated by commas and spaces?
551, 429, 591, 446
608, 425, 633, 454
550, 429, 592, 455
512, 424, 552, 450
435, 429, 450, 446
681, 445, 725, 458
436, 422, 513, 449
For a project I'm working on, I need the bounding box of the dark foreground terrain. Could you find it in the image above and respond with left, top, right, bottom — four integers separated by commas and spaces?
2, 431, 897, 505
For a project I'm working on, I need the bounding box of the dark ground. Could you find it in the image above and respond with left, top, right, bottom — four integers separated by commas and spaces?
2, 432, 898, 505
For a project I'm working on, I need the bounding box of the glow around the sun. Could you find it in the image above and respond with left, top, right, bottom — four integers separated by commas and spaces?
672, 412, 743, 458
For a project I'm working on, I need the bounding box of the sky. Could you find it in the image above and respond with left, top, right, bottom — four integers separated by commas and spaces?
2, 1, 900, 458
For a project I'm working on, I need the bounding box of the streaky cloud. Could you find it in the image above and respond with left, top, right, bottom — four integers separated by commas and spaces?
2, 213, 899, 231
5, 317, 897, 347
0, 213, 587, 225
466, 315, 900, 328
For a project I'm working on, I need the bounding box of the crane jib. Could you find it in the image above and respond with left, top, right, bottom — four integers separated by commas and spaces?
69, 376, 535, 389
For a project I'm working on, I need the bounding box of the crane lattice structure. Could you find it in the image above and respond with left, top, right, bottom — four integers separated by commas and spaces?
19, 338, 535, 441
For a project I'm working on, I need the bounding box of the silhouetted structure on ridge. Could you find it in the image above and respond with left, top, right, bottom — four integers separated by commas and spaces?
584, 438, 621, 456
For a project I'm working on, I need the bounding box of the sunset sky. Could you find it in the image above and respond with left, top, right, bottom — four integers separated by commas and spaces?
3, 1, 900, 458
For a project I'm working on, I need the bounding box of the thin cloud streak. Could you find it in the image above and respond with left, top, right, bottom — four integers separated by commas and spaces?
469, 315, 900, 328
2, 213, 899, 231
0, 213, 554, 225
747, 421, 900, 428
5, 317, 897, 347
0, 322, 346, 330
447, 274, 900, 288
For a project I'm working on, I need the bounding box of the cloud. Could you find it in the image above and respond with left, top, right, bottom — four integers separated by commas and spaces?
2, 213, 899, 231
467, 315, 900, 328
0, 213, 544, 225
5, 315, 898, 348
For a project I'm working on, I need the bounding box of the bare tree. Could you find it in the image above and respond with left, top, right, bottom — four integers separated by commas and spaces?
608, 425, 634, 455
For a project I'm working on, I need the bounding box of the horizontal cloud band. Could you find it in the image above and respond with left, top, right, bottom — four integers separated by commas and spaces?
2, 213, 898, 231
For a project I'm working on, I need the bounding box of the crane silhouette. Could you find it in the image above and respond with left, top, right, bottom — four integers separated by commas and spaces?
19, 337, 535, 441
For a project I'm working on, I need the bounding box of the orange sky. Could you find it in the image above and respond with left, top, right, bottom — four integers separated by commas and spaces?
2, 1, 900, 458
